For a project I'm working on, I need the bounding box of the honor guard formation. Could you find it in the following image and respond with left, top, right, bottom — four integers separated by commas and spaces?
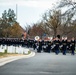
0, 35, 76, 55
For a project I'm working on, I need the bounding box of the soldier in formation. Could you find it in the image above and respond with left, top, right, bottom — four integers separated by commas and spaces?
0, 36, 76, 55
70, 37, 75, 55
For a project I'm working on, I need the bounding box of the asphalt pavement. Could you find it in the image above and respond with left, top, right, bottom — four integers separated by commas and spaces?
0, 50, 76, 75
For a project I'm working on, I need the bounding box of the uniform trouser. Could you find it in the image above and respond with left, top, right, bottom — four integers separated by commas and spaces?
63, 50, 66, 55
72, 50, 75, 55
33, 47, 36, 50
48, 49, 51, 53
37, 47, 42, 52
47, 48, 51, 53
55, 50, 59, 55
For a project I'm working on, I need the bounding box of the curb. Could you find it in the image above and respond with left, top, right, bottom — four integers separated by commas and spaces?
0, 51, 35, 67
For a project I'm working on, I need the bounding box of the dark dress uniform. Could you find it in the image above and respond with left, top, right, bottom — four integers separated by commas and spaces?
47, 41, 51, 53
0, 39, 1, 45
70, 40, 75, 55
67, 40, 71, 53
42, 42, 47, 52
54, 40, 60, 55
37, 41, 42, 53
62, 40, 67, 55
33, 41, 36, 50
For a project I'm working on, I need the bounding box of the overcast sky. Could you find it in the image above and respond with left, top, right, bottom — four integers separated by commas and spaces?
0, 0, 61, 28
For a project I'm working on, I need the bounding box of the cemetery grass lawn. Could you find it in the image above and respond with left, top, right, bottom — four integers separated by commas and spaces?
0, 52, 24, 58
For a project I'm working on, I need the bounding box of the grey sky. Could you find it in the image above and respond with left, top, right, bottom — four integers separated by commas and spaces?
0, 0, 61, 28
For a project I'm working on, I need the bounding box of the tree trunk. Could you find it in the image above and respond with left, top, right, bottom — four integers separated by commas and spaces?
53, 28, 57, 38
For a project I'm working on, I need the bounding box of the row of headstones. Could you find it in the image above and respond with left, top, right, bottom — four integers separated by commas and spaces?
0, 45, 29, 54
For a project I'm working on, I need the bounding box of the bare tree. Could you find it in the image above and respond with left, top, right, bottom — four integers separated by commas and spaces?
42, 10, 61, 37
57, 0, 76, 36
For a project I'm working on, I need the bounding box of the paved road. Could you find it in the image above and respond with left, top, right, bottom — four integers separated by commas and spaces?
0, 51, 76, 75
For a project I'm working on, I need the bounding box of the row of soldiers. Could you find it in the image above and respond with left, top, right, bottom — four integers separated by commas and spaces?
0, 37, 76, 55
0, 38, 33, 47
33, 36, 76, 55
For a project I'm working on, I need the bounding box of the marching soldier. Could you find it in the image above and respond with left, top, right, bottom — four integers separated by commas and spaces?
67, 40, 71, 53
42, 41, 47, 52
62, 36, 67, 55
70, 37, 75, 55
33, 40, 37, 50
53, 37, 60, 55
47, 41, 51, 53
37, 41, 42, 53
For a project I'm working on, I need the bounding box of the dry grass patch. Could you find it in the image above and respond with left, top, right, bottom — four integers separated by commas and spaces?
0, 52, 24, 58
